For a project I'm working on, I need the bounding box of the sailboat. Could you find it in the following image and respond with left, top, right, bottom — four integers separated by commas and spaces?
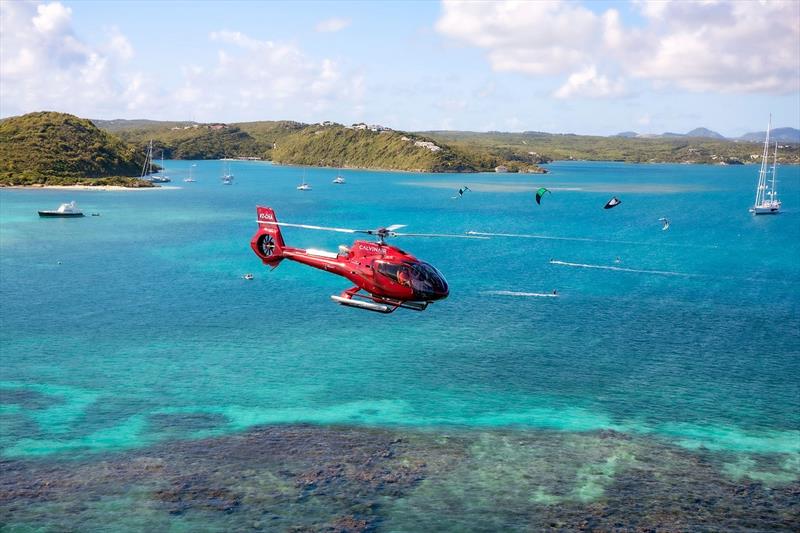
183, 165, 196, 183
297, 171, 312, 191
221, 159, 234, 185
750, 116, 781, 215
158, 150, 171, 182
140, 141, 170, 183
332, 174, 346, 184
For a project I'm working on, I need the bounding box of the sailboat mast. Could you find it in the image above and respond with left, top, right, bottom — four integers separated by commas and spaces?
140, 140, 153, 179
754, 116, 771, 207
770, 141, 778, 202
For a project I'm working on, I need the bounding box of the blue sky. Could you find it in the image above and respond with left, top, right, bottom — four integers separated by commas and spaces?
1, 0, 798, 136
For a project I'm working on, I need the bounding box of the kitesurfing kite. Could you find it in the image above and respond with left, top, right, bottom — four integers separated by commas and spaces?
659, 217, 670, 231
604, 196, 621, 209
535, 187, 550, 205
452, 186, 471, 199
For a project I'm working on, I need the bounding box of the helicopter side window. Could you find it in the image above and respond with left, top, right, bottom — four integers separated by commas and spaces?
375, 262, 411, 286
375, 262, 399, 281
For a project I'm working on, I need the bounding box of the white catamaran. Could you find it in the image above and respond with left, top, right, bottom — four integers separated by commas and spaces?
750, 116, 781, 215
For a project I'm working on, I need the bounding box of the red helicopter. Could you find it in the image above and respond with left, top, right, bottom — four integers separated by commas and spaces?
251, 206, 485, 313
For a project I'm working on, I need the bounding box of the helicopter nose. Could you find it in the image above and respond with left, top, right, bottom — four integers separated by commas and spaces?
406, 261, 449, 301
414, 274, 449, 301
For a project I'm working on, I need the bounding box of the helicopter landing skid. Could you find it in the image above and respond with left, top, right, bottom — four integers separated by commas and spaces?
330, 288, 429, 314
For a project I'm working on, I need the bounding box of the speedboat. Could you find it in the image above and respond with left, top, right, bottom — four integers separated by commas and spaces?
243, 273, 254, 280
333, 175, 346, 184
38, 201, 84, 218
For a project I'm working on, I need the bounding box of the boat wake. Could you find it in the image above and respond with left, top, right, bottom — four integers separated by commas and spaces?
549, 260, 701, 278
483, 290, 559, 298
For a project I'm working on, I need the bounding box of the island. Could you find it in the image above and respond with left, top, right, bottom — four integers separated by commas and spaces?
2, 112, 798, 189
0, 112, 154, 188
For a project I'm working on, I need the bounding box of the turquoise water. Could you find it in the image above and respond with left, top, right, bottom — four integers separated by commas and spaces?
1, 160, 799, 468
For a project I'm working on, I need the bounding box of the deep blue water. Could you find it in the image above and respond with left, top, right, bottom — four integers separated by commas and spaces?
1, 161, 798, 470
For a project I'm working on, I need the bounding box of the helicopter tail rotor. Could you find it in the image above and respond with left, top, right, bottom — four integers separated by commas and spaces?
252, 206, 286, 266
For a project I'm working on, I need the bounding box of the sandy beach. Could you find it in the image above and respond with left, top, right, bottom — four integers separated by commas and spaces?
3, 185, 181, 191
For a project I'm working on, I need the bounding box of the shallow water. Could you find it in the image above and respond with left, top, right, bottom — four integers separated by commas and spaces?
1, 161, 799, 529
1, 425, 798, 532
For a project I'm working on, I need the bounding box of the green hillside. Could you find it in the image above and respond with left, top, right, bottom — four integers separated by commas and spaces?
86, 117, 799, 171
0, 112, 153, 186
108, 123, 269, 160
92, 119, 545, 173
422, 130, 800, 165
270, 126, 532, 172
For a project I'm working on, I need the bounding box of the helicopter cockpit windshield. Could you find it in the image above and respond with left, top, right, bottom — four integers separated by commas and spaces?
375, 261, 448, 300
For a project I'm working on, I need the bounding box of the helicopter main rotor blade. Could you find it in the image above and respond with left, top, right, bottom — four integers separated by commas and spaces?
392, 232, 489, 239
257, 221, 360, 234
256, 221, 488, 240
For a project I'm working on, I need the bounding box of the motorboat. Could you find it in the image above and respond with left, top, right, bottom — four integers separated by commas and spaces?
38, 201, 84, 217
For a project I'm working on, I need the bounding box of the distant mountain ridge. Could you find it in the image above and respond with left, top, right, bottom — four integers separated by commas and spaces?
738, 127, 800, 143
686, 127, 726, 139
614, 126, 799, 143
615, 127, 726, 139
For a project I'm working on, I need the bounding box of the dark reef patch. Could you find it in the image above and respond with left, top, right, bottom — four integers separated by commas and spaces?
147, 411, 229, 434
0, 389, 65, 411
1, 425, 797, 531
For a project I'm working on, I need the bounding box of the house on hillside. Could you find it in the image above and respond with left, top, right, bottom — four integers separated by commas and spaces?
414, 140, 441, 152
495, 165, 509, 173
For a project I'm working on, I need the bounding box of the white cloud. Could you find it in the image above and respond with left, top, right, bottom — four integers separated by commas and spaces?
437, 0, 601, 75
436, 0, 800, 97
0, 2, 362, 121
0, 1, 138, 117
205, 30, 362, 115
553, 66, 626, 99
107, 27, 134, 61
315, 17, 351, 33
32, 1, 71, 33
629, 0, 799, 93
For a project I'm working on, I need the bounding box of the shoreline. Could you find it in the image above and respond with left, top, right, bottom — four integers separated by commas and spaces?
2, 185, 181, 191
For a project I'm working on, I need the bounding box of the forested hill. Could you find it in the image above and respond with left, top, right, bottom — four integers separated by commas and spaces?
0, 112, 152, 186
93, 120, 546, 173
421, 130, 800, 165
